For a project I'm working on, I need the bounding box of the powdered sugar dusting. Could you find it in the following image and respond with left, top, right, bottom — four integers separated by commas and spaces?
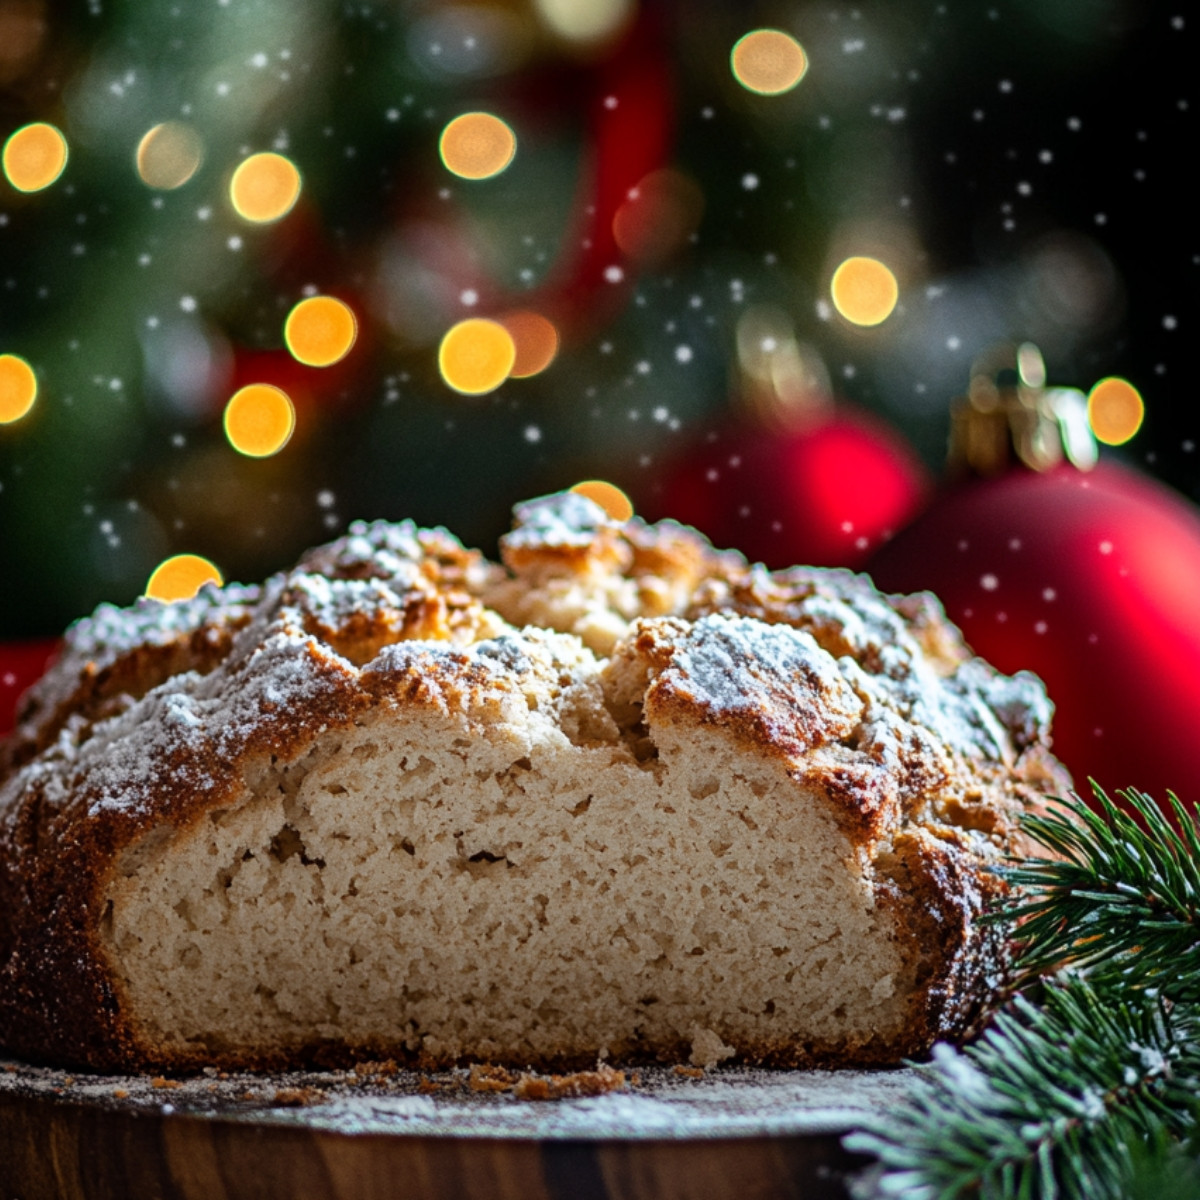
505, 492, 619, 550
0, 1057, 918, 1140
653, 614, 863, 754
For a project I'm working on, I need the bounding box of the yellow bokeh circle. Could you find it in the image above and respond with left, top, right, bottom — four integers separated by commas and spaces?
570, 480, 633, 522
3, 122, 68, 193
830, 257, 899, 327
136, 122, 204, 190
1088, 377, 1144, 446
438, 319, 516, 395
0, 354, 37, 424
145, 554, 224, 603
439, 113, 516, 181
229, 152, 301, 223
731, 30, 808, 96
223, 384, 296, 457
284, 296, 358, 367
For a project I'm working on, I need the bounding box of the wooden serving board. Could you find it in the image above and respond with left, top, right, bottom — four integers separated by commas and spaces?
0, 1059, 909, 1199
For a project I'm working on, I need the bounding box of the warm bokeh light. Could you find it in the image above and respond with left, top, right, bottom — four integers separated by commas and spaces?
499, 310, 559, 378
533, 0, 632, 43
284, 296, 358, 367
570, 480, 633, 522
223, 384, 296, 457
0, 353, 37, 424
731, 30, 808, 95
438, 319, 516, 395
145, 554, 224, 603
2, 122, 67, 192
136, 121, 204, 190
612, 168, 705, 266
229, 152, 301, 223
438, 113, 516, 181
1088, 377, 1145, 446
830, 257, 899, 326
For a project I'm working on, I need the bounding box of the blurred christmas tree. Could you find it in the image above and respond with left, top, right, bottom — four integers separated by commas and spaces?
0, 0, 1195, 637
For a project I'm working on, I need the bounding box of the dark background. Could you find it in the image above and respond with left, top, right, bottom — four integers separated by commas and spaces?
0, 0, 1195, 637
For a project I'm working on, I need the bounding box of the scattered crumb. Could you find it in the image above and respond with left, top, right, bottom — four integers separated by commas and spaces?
150, 1077, 182, 1090
674, 1065, 706, 1079
468, 1064, 518, 1093
354, 1059, 398, 1079
417, 1077, 442, 1095
113, 1088, 129, 1099
273, 1087, 325, 1107
689, 1026, 736, 1068
513, 1065, 626, 1101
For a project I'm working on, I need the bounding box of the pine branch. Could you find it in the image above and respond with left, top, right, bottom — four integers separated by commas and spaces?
847, 784, 1200, 1199
1126, 1127, 1200, 1200
847, 975, 1200, 1200
1001, 784, 1200, 1000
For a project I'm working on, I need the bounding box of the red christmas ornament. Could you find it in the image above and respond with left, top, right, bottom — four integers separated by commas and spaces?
647, 409, 930, 569
643, 312, 929, 569
868, 346, 1200, 807
0, 638, 59, 737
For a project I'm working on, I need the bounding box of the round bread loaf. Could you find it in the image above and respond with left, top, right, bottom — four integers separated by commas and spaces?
0, 493, 1068, 1072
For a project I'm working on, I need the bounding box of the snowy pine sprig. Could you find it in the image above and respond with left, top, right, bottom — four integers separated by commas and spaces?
1004, 786, 1200, 1000
846, 784, 1200, 1200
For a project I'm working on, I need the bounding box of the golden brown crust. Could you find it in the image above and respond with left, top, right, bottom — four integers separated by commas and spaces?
0, 491, 1070, 1073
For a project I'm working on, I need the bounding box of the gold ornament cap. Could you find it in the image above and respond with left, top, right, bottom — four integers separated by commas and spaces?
949, 342, 1098, 476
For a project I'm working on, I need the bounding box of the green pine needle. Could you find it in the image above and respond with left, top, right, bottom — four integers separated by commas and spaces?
848, 784, 1200, 1199
847, 975, 1200, 1200
1001, 784, 1200, 999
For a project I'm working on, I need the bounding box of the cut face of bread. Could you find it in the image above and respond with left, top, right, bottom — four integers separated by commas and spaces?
0, 494, 1069, 1072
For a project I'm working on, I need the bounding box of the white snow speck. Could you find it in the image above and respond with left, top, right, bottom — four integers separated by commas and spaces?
980, 574, 999, 591
1099, 540, 1113, 555
524, 425, 541, 443
1042, 588, 1057, 602
179, 296, 197, 312
459, 289, 478, 307
1163, 315, 1178, 330
604, 266, 624, 284
675, 345, 693, 363
741, 173, 759, 191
